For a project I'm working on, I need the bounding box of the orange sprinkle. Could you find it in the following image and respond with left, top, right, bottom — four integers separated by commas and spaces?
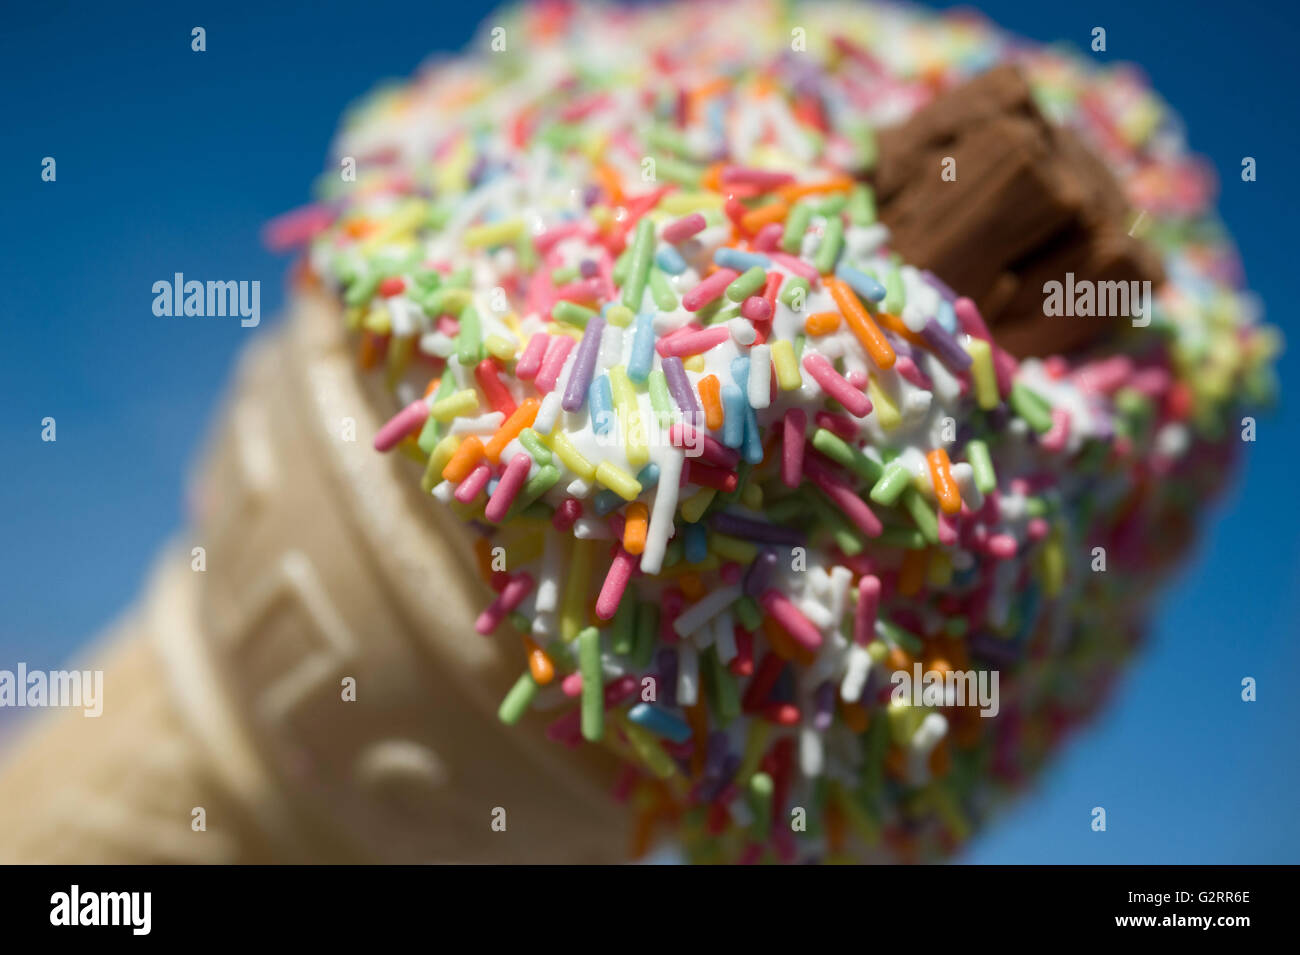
594, 163, 625, 206
897, 547, 928, 597
422, 376, 442, 399
840, 701, 871, 734
344, 218, 377, 239
358, 331, 383, 371
698, 375, 724, 430
701, 161, 727, 193
762, 618, 816, 666
623, 502, 649, 555
926, 448, 962, 515
740, 200, 788, 234
678, 572, 705, 601
484, 397, 540, 463
524, 636, 555, 685
875, 310, 929, 348
684, 702, 709, 778
804, 311, 842, 336
887, 645, 913, 673
826, 277, 896, 370
825, 797, 847, 854
473, 537, 495, 583
776, 176, 854, 203
442, 435, 485, 483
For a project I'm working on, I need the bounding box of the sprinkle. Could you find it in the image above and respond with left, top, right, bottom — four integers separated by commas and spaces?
698, 374, 724, 429
834, 262, 885, 302
965, 337, 1000, 410
648, 268, 679, 310
485, 398, 540, 462
561, 538, 595, 642
623, 501, 649, 554
548, 429, 597, 481
648, 369, 674, 424
627, 311, 657, 383
595, 460, 642, 501
475, 572, 535, 633
740, 201, 789, 234
621, 217, 656, 310
826, 277, 895, 370
926, 448, 962, 515
683, 268, 740, 311
782, 409, 806, 487
608, 366, 648, 468
662, 212, 707, 243
454, 463, 492, 502
661, 356, 703, 424
853, 575, 881, 646
801, 352, 872, 418
442, 434, 486, 482
748, 344, 772, 409
760, 590, 823, 651
535, 335, 576, 393
727, 266, 768, 302
657, 326, 730, 358
589, 375, 615, 434
464, 219, 523, 248
804, 455, 883, 537
578, 626, 604, 741
715, 248, 772, 272
374, 399, 431, 452
813, 214, 844, 274
552, 299, 598, 328
474, 359, 517, 416
669, 423, 740, 467
711, 511, 803, 546
866, 374, 901, 429
497, 672, 539, 725
1010, 381, 1054, 434
457, 304, 484, 365
485, 453, 532, 522
627, 703, 692, 743
561, 314, 606, 412
515, 332, 550, 380
721, 383, 746, 448
597, 547, 637, 619
641, 447, 684, 574
869, 460, 912, 505
812, 428, 882, 483
768, 340, 801, 391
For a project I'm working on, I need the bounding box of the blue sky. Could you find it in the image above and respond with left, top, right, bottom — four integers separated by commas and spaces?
1, 0, 1297, 862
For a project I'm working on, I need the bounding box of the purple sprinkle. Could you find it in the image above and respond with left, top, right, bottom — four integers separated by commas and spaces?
921, 269, 958, 302
921, 318, 973, 374
743, 546, 780, 597
711, 511, 805, 546
655, 648, 678, 708
813, 681, 836, 731
705, 731, 730, 779
579, 258, 599, 279
661, 356, 703, 425
968, 632, 1020, 668
561, 314, 606, 412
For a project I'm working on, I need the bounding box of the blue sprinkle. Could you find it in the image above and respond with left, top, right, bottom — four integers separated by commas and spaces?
589, 375, 614, 435
714, 247, 771, 271
729, 355, 750, 389
593, 490, 623, 516
835, 262, 886, 302
627, 703, 693, 744
684, 522, 709, 563
637, 463, 660, 489
656, 246, 687, 275
937, 299, 958, 334
742, 404, 763, 464
628, 311, 656, 383
721, 384, 746, 448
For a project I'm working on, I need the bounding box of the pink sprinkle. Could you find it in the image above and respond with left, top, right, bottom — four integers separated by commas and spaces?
721, 166, 796, 189
455, 463, 493, 503
955, 296, 1016, 396
844, 368, 868, 390
1074, 355, 1133, 395
987, 534, 1018, 559
759, 590, 823, 651
1040, 407, 1072, 453
895, 355, 933, 390
669, 423, 740, 467
484, 453, 532, 522
373, 399, 430, 452
781, 409, 806, 488
553, 498, 582, 531
534, 335, 575, 393
1027, 517, 1051, 541
261, 203, 335, 252
720, 562, 743, 585
937, 511, 960, 547
657, 325, 730, 358
546, 675, 638, 745
534, 221, 585, 254
596, 547, 637, 620
752, 222, 784, 252
553, 277, 603, 303
660, 588, 684, 644
682, 268, 739, 312
662, 213, 707, 243
516, 332, 550, 380
815, 410, 858, 441
436, 315, 460, 336
853, 575, 881, 645
474, 572, 536, 634
804, 456, 883, 538
741, 295, 773, 323
768, 251, 819, 281
802, 352, 872, 418
561, 672, 583, 698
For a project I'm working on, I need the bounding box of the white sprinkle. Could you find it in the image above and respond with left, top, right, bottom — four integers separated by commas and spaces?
449, 412, 505, 435
431, 480, 456, 503
673, 584, 743, 638
748, 344, 771, 409
677, 642, 699, 707
534, 389, 563, 434
533, 533, 563, 614
839, 643, 874, 703
727, 317, 757, 346
640, 447, 683, 574
573, 517, 614, 540
799, 723, 824, 777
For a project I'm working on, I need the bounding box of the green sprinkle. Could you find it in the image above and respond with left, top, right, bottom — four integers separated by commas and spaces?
901, 487, 940, 544
781, 201, 814, 253
648, 369, 674, 425
726, 265, 768, 302
807, 489, 865, 555
498, 672, 539, 725
445, 265, 473, 288
812, 429, 883, 483
611, 594, 637, 656
605, 303, 635, 328
552, 300, 598, 328
418, 370, 456, 454
877, 618, 923, 655
633, 602, 659, 669
733, 595, 763, 632
343, 272, 380, 307
648, 267, 679, 311
869, 461, 912, 505
748, 772, 774, 841
551, 265, 579, 285
966, 439, 997, 494
456, 305, 484, 365
883, 263, 905, 315
875, 526, 927, 550
578, 626, 604, 742
612, 246, 632, 286
812, 214, 844, 275
622, 217, 656, 310
779, 277, 810, 310
518, 428, 552, 464
1011, 382, 1054, 433
655, 155, 706, 186
503, 463, 561, 521
708, 648, 741, 724
847, 184, 877, 226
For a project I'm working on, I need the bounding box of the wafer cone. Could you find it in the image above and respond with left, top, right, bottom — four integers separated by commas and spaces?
0, 291, 628, 864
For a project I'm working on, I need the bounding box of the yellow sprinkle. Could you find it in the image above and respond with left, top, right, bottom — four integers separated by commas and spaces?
683, 354, 706, 373
660, 192, 726, 214
617, 713, 678, 779
926, 549, 952, 588
965, 337, 999, 410
740, 483, 763, 510
422, 434, 460, 492
345, 305, 366, 331
484, 333, 517, 362
362, 306, 391, 335
771, 339, 802, 390
679, 487, 716, 523
547, 430, 597, 481
605, 304, 635, 328
609, 367, 648, 469
464, 219, 524, 249
360, 200, 428, 253
709, 532, 758, 563
1040, 531, 1065, 598
867, 375, 901, 430
561, 538, 595, 642
595, 461, 642, 501
430, 389, 479, 421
